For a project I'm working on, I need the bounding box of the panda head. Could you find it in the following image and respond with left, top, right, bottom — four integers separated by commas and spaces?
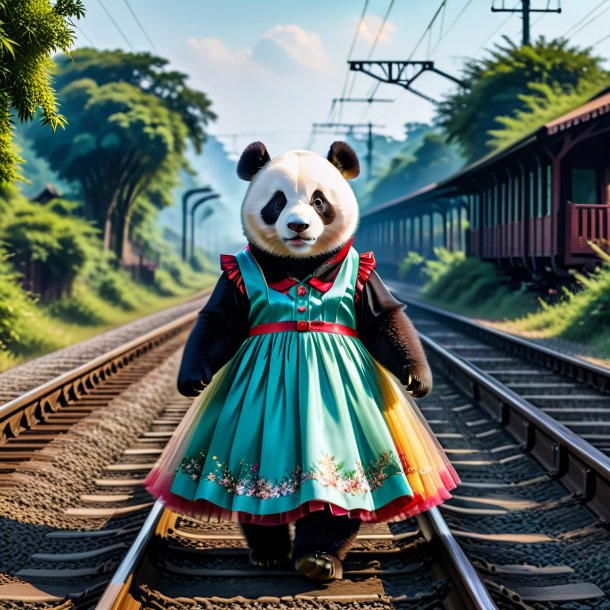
238, 141, 360, 258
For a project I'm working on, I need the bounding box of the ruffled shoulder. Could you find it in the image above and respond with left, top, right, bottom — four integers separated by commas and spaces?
220, 254, 247, 296
355, 251, 376, 301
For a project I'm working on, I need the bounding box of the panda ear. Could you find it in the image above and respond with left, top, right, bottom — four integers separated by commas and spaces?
327, 141, 360, 180
237, 141, 271, 181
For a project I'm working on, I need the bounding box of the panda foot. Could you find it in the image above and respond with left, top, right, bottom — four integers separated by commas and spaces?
248, 549, 290, 569
295, 551, 343, 581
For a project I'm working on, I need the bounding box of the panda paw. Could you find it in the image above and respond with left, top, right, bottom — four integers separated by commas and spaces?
295, 551, 343, 581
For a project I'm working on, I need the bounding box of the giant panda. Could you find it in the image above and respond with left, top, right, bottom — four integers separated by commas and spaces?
175, 141, 433, 581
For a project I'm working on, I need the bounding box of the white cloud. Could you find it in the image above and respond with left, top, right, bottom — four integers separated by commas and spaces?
187, 23, 332, 78
258, 24, 330, 72
179, 25, 338, 161
357, 14, 397, 46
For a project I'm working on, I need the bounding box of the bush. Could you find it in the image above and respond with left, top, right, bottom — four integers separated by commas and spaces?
0, 247, 36, 350
398, 251, 426, 283
0, 194, 98, 298
519, 244, 610, 347
47, 281, 107, 325
420, 248, 534, 319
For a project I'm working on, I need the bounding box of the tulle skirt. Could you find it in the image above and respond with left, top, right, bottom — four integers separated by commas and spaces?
145, 333, 459, 524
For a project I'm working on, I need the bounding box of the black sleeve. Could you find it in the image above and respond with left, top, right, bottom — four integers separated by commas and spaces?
177, 273, 250, 397
355, 271, 433, 397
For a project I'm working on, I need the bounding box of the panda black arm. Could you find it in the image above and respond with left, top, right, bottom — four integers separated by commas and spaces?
177, 273, 250, 397
355, 271, 432, 398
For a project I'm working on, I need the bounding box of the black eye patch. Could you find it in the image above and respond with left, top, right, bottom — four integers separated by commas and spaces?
311, 190, 335, 225
261, 191, 287, 225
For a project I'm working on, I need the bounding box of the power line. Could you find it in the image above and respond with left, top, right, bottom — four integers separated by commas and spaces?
367, 0, 396, 59
490, 1, 561, 46
476, 2, 518, 54
569, 5, 610, 38
561, 0, 608, 37
123, 0, 158, 53
334, 0, 371, 122
96, 0, 135, 51
407, 0, 448, 61
429, 0, 474, 57
75, 24, 95, 46
592, 32, 610, 46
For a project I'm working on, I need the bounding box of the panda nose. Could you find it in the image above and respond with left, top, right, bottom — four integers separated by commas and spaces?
288, 222, 309, 233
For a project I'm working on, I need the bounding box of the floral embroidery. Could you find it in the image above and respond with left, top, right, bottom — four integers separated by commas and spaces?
177, 451, 402, 499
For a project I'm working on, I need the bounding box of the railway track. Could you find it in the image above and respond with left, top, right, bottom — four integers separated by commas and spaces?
0, 301, 205, 607
1, 284, 610, 608
387, 282, 610, 519
95, 302, 610, 609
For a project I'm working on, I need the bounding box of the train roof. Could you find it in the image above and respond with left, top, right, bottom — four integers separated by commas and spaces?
362, 86, 610, 219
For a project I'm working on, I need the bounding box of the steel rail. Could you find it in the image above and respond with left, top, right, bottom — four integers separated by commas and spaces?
0, 310, 198, 443
392, 288, 610, 393
98, 501, 497, 610
417, 507, 498, 609
420, 331, 610, 521
96, 501, 166, 610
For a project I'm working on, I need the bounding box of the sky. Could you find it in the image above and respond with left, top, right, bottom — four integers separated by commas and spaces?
72, 0, 610, 159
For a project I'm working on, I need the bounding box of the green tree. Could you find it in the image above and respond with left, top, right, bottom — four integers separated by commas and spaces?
53, 48, 216, 154
437, 37, 610, 162
365, 130, 463, 208
489, 80, 609, 151
31, 78, 190, 261
0, 0, 84, 184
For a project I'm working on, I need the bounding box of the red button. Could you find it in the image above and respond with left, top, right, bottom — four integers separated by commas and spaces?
296, 320, 310, 332
297, 306, 306, 313
297, 285, 307, 296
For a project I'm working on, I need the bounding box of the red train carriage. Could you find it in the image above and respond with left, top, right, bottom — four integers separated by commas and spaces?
358, 88, 610, 276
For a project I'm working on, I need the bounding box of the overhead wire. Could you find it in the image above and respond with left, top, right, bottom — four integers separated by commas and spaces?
347, 0, 397, 101
475, 1, 519, 54
377, 0, 452, 119
561, 0, 609, 37
74, 24, 95, 46
568, 5, 610, 38
333, 0, 371, 123
96, 0, 136, 51
123, 0, 158, 53
429, 0, 473, 57
366, 0, 397, 59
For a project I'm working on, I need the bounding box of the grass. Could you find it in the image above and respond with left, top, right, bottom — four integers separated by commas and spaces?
402, 248, 537, 320
0, 267, 216, 373
401, 245, 610, 363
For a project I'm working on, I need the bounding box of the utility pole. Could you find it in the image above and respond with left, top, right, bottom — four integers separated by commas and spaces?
311, 122, 384, 181
491, 0, 561, 46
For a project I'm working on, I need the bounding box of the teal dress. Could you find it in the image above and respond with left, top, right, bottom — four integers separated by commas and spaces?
146, 246, 458, 524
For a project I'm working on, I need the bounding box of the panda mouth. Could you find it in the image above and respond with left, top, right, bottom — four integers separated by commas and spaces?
284, 236, 315, 247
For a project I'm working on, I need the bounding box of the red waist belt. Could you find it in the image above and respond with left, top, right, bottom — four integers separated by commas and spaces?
249, 320, 358, 338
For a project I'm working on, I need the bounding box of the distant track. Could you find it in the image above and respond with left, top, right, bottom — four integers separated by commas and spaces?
0, 291, 208, 405
389, 283, 610, 521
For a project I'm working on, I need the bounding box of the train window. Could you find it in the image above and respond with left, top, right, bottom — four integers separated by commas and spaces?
537, 165, 543, 217
546, 165, 552, 216
513, 177, 519, 222
571, 168, 598, 204
501, 182, 506, 224
529, 171, 535, 218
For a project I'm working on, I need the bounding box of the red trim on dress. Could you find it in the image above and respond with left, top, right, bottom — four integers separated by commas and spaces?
355, 251, 376, 302
220, 254, 247, 296
249, 320, 358, 338
268, 277, 298, 293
